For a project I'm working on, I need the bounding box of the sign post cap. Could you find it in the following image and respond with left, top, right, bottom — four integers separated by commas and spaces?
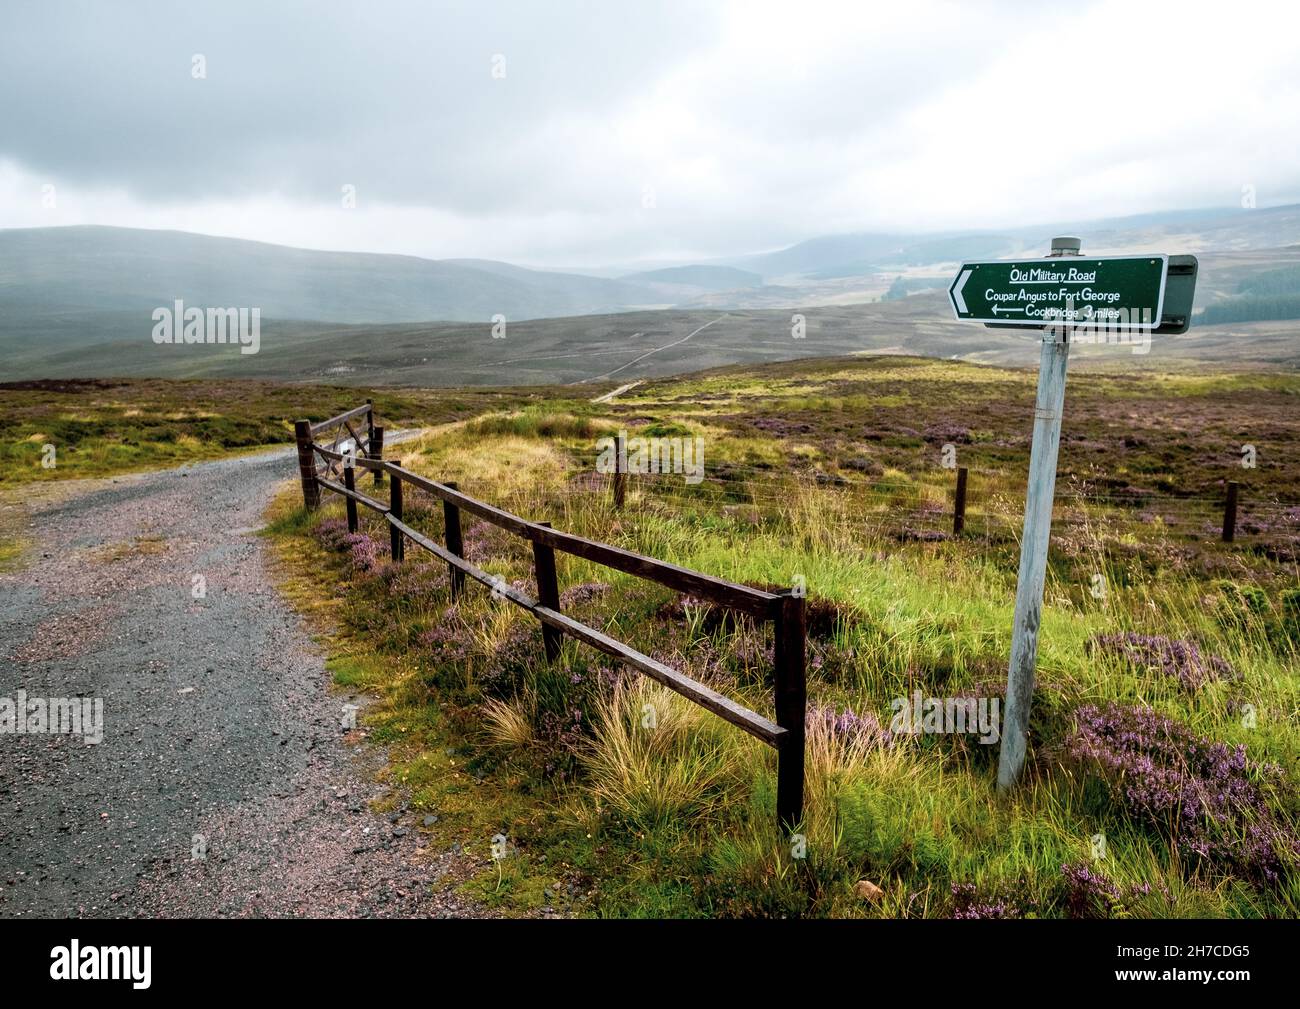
1049, 236, 1082, 256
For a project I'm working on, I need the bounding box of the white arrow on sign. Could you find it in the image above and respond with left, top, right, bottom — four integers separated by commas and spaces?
992, 305, 1025, 315
952, 268, 973, 313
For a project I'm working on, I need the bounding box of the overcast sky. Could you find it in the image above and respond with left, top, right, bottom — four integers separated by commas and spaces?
2, 0, 1298, 268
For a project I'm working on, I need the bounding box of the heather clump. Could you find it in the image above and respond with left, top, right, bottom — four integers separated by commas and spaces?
376, 557, 447, 604
477, 618, 540, 699
1090, 632, 1235, 690
415, 604, 475, 668
461, 520, 514, 564
343, 532, 384, 574
949, 882, 1032, 919
314, 517, 351, 550
313, 517, 385, 574
923, 423, 970, 445
1065, 703, 1298, 885
1058, 862, 1157, 919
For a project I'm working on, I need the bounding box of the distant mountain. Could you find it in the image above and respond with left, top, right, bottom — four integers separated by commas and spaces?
0, 226, 666, 331
441, 258, 658, 309
2, 205, 1297, 383
620, 265, 762, 289
4, 250, 1297, 387
722, 204, 1300, 282
725, 232, 912, 279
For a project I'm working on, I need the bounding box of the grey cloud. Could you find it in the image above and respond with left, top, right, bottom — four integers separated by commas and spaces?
0, 0, 720, 210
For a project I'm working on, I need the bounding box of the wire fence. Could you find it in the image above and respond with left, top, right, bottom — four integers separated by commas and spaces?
552, 460, 1299, 558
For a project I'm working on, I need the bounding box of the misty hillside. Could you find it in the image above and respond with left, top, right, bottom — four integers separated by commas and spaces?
724, 204, 1300, 281
621, 265, 763, 289
2, 206, 1298, 384
6, 270, 1298, 388
0, 226, 676, 330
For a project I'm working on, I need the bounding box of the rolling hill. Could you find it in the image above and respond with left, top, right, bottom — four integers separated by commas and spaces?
720, 204, 1300, 282
2, 206, 1298, 385
0, 226, 675, 330
6, 278, 1298, 388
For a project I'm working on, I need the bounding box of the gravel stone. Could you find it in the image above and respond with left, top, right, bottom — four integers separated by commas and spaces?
0, 447, 496, 918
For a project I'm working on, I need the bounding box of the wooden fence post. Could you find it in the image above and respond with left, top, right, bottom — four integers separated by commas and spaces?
773, 590, 806, 834
294, 419, 320, 511
443, 481, 465, 599
953, 466, 968, 537
1222, 480, 1239, 543
342, 460, 358, 533
370, 424, 385, 487
388, 471, 404, 562
532, 521, 562, 662
365, 398, 374, 448
613, 431, 626, 511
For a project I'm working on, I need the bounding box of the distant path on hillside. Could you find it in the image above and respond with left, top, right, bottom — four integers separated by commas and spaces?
590, 381, 641, 404
0, 441, 493, 919
582, 315, 727, 383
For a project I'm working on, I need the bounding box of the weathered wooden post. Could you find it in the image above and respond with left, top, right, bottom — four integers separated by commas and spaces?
773, 590, 806, 833
443, 481, 465, 599
388, 470, 404, 562
294, 419, 320, 511
342, 458, 359, 533
532, 521, 562, 662
365, 398, 374, 448
953, 466, 968, 536
613, 431, 627, 511
949, 239, 1192, 791
370, 424, 385, 487
1222, 480, 1239, 543
996, 237, 1078, 792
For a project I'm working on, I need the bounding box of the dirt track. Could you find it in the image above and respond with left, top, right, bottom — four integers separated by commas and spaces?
0, 448, 489, 918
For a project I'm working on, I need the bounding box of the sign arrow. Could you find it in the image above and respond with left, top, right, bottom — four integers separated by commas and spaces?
991, 305, 1025, 315
951, 268, 973, 313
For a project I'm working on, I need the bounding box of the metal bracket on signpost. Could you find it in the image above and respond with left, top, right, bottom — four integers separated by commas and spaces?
995, 237, 1077, 792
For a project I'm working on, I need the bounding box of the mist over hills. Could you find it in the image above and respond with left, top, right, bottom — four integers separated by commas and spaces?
2, 203, 1298, 384
719, 205, 1300, 280
0, 226, 674, 328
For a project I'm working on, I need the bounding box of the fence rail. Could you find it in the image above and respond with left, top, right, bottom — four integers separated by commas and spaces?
295, 409, 806, 831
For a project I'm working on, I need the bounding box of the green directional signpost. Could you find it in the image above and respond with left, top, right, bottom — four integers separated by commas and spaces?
949, 238, 1196, 792
949, 255, 1167, 328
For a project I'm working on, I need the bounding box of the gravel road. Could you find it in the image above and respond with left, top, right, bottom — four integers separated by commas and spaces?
0, 447, 491, 918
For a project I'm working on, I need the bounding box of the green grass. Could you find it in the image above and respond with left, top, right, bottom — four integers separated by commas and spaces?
0, 378, 542, 483
0, 534, 26, 572
264, 357, 1300, 918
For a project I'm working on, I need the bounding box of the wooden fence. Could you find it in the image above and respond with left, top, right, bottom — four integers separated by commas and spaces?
294, 404, 806, 832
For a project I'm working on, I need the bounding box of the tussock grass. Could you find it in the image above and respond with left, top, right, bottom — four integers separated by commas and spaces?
266, 357, 1299, 917
585, 678, 751, 829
